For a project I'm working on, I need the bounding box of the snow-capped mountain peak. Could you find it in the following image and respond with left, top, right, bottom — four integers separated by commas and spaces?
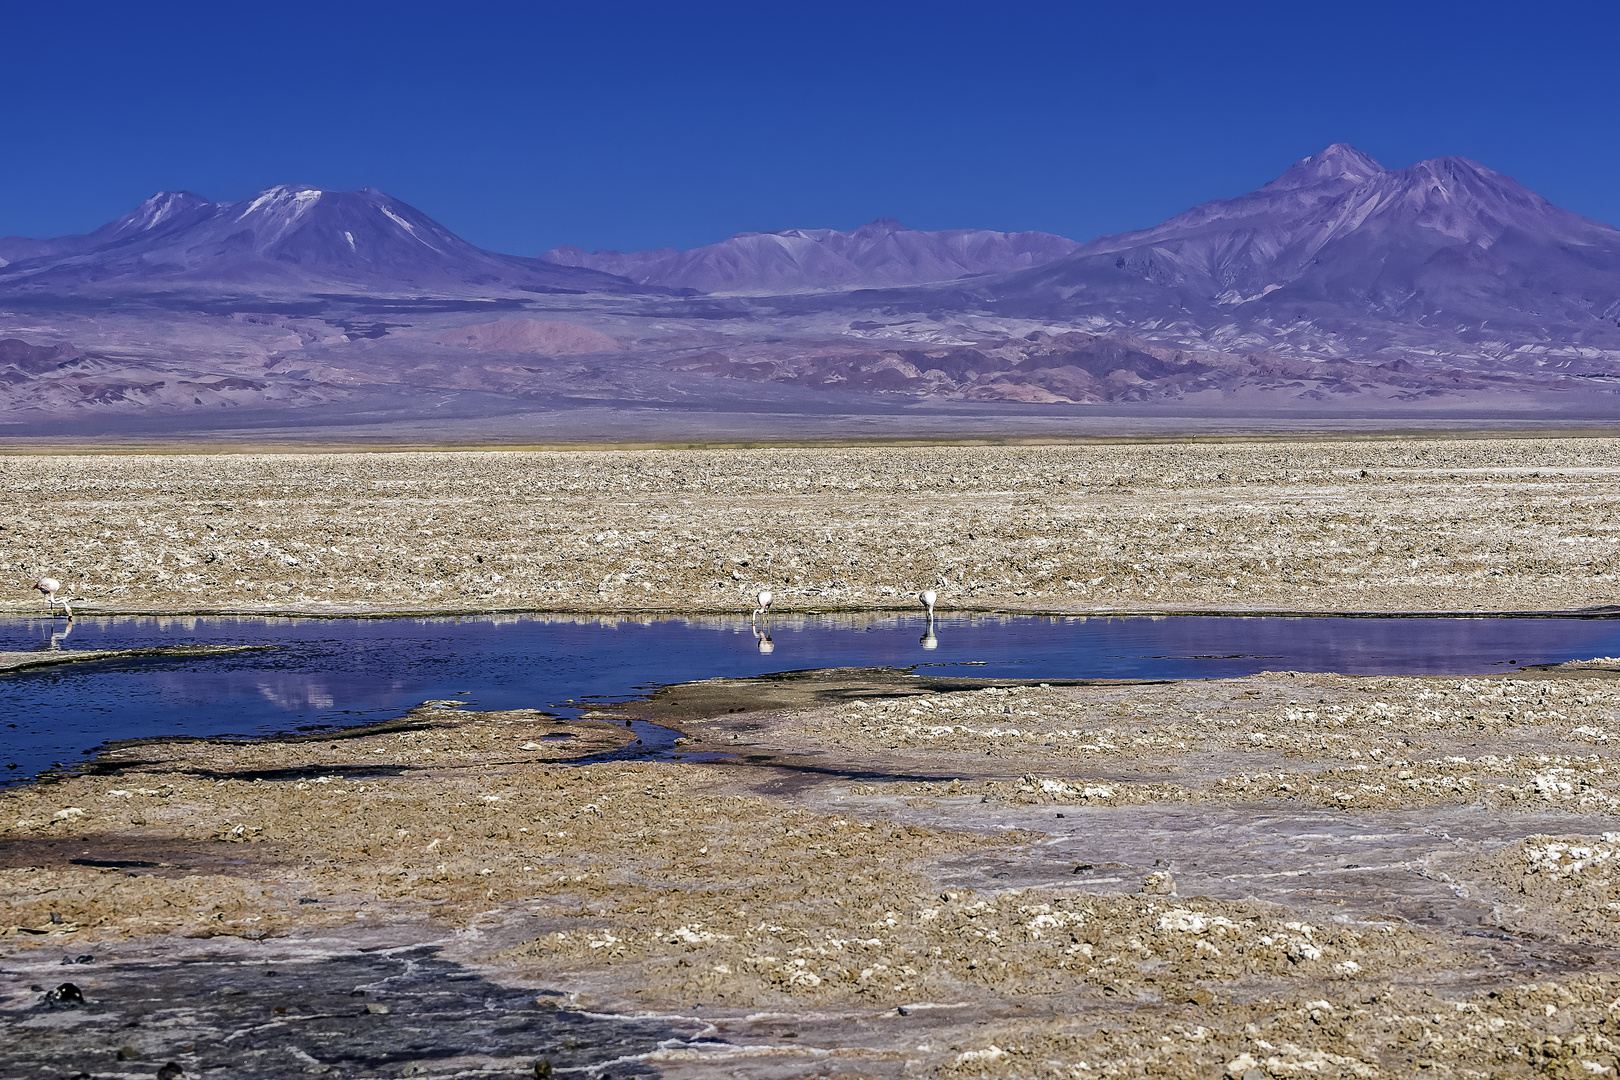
0, 185, 652, 294
112, 191, 213, 235
236, 184, 322, 221
1265, 143, 1386, 190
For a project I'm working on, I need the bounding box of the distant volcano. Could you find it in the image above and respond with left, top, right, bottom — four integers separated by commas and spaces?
983, 144, 1620, 347
0, 186, 646, 295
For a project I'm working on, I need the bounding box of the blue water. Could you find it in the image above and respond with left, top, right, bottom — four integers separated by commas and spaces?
4, 611, 1620, 784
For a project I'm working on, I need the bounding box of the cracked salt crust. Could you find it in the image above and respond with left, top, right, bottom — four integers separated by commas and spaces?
5, 436, 1620, 615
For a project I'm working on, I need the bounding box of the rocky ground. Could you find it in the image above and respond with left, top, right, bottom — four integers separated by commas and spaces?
3, 437, 1620, 616
6, 663, 1620, 1077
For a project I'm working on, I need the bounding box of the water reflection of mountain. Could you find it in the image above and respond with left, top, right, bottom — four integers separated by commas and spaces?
255, 679, 337, 711
137, 665, 410, 714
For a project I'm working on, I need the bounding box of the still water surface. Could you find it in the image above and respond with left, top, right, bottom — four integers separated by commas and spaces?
4, 611, 1619, 784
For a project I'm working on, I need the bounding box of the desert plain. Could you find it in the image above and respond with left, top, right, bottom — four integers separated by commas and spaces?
6, 436, 1620, 1078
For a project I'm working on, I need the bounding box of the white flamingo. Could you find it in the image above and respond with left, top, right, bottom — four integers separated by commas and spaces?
918, 589, 938, 649
752, 589, 773, 622
35, 577, 84, 620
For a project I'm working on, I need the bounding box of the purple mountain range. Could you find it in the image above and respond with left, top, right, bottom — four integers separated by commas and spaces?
2, 145, 1619, 431
539, 218, 1081, 293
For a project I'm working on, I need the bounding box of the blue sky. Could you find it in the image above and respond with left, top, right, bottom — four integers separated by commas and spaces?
4, 1, 1617, 255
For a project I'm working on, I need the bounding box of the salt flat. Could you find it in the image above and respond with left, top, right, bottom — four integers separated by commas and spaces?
6, 437, 1620, 1077
3, 437, 1619, 616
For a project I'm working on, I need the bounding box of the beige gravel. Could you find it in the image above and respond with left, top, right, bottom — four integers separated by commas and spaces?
9, 667, 1620, 1076
4, 437, 1620, 615
766, 669, 1620, 812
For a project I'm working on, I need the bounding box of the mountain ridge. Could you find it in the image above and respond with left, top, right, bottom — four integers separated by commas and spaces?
539, 217, 1081, 294
2, 145, 1619, 432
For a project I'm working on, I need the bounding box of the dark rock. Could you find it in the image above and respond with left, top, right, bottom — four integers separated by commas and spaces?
157, 1064, 184, 1080
43, 983, 84, 1009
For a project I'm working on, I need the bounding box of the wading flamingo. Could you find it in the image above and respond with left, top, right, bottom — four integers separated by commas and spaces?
34, 578, 84, 620
752, 590, 773, 622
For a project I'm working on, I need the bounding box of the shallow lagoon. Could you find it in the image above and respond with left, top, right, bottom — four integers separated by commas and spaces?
5, 611, 1620, 783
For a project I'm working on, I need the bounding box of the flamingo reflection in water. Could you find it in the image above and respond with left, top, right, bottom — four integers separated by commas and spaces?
36, 620, 74, 652
750, 590, 775, 652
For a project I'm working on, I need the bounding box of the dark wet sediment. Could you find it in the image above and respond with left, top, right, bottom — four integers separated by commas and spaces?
0, 943, 696, 1078
0, 643, 273, 673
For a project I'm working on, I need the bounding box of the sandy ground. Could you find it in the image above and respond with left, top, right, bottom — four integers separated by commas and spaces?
7, 663, 1620, 1076
4, 437, 1620, 617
